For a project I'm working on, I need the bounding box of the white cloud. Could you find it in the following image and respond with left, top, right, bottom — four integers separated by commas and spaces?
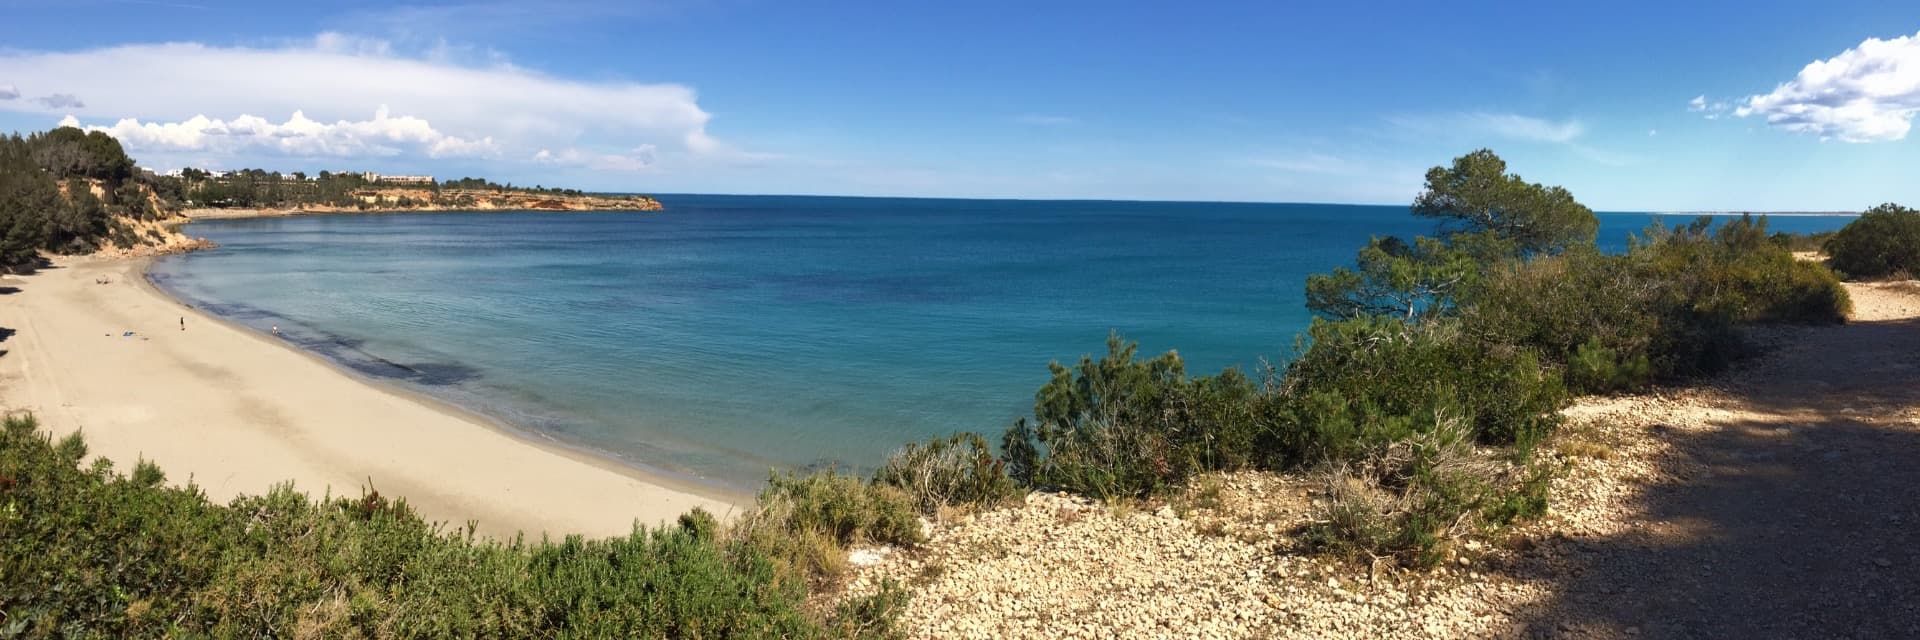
1648, 129, 1659, 137
1735, 29, 1920, 142
532, 145, 658, 172
1689, 95, 1731, 120
1390, 112, 1585, 144
0, 33, 737, 166
68, 107, 497, 159
0, 85, 17, 100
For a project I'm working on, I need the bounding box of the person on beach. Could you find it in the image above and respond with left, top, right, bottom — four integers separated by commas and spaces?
180, 317, 185, 331
272, 325, 280, 336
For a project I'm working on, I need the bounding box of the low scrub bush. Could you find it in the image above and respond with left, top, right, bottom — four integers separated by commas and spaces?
873, 432, 1019, 516
1461, 248, 1741, 393
732, 468, 923, 588
1825, 203, 1920, 279
1770, 230, 1835, 253
0, 414, 892, 638
753, 469, 923, 549
1462, 216, 1846, 396
1303, 419, 1550, 567
1634, 215, 1849, 325
1000, 334, 1264, 499
1276, 316, 1566, 458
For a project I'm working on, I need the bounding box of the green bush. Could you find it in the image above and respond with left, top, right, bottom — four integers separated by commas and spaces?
1825, 203, 1920, 279
1634, 215, 1850, 325
1566, 339, 1653, 393
999, 334, 1263, 499
1303, 420, 1550, 567
1770, 230, 1835, 253
1277, 316, 1566, 457
731, 469, 922, 591
0, 414, 891, 638
1460, 216, 1847, 396
753, 469, 923, 549
872, 432, 1019, 516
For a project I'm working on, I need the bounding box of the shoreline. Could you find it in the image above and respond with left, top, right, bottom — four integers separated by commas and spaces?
0, 255, 747, 540
138, 259, 757, 502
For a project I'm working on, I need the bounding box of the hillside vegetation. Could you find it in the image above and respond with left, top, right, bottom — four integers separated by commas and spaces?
0, 128, 189, 268
176, 170, 662, 213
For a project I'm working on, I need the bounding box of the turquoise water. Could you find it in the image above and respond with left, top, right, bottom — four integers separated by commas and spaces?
149, 196, 1857, 490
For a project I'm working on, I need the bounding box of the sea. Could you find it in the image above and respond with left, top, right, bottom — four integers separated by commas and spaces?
147, 195, 1858, 491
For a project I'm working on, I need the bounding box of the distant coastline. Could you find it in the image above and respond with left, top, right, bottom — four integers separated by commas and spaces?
1648, 210, 1860, 217
182, 190, 664, 220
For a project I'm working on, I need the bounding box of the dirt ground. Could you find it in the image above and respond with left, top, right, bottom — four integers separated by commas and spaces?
1506, 280, 1920, 638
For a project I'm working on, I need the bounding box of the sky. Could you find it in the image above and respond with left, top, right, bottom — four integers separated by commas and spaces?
1, 0, 1917, 211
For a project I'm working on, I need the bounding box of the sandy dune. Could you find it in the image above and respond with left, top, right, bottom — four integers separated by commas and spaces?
0, 256, 742, 539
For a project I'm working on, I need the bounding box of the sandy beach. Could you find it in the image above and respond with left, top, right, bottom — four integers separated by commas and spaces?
0, 256, 743, 539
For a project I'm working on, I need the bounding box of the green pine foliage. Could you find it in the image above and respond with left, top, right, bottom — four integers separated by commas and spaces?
0, 127, 165, 267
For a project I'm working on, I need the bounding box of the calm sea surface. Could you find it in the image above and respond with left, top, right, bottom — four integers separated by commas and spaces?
149, 195, 1857, 490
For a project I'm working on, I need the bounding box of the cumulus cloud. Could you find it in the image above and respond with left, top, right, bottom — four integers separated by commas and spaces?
0, 85, 17, 100
1734, 30, 1920, 142
66, 107, 496, 159
0, 33, 737, 165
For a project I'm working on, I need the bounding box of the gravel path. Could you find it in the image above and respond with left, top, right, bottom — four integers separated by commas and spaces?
1510, 281, 1920, 638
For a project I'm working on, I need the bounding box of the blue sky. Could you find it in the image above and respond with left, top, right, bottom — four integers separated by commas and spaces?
2, 0, 1917, 210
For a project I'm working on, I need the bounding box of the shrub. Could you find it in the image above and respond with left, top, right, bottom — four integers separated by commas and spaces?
753, 469, 923, 549
1276, 316, 1566, 458
1770, 230, 1835, 253
1302, 419, 1544, 567
872, 432, 1019, 516
731, 469, 921, 591
1826, 203, 1920, 279
1461, 248, 1740, 393
0, 414, 891, 638
1461, 216, 1847, 396
999, 334, 1263, 499
1634, 215, 1848, 324
1566, 339, 1652, 393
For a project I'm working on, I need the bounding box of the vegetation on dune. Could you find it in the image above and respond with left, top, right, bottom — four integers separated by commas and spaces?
0, 414, 905, 638
1824, 203, 1920, 279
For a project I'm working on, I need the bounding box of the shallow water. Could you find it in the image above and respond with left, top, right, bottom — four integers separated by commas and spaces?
149, 196, 1856, 490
